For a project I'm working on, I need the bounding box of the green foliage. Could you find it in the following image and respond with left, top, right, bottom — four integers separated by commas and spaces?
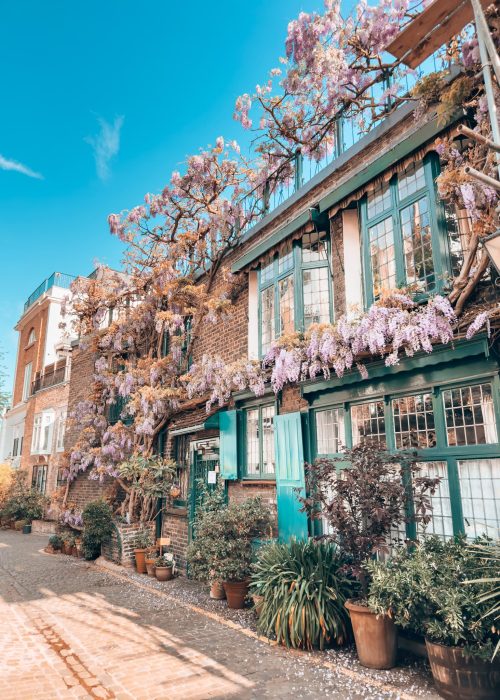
154, 552, 174, 568
251, 539, 354, 650
367, 536, 499, 660
0, 471, 48, 522
133, 527, 154, 549
467, 541, 500, 659
81, 500, 114, 560
49, 535, 62, 550
118, 455, 176, 500
187, 485, 271, 583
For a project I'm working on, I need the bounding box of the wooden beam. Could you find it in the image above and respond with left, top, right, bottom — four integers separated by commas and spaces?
386, 0, 490, 69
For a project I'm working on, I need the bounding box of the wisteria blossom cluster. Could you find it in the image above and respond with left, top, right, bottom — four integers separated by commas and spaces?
59, 509, 83, 529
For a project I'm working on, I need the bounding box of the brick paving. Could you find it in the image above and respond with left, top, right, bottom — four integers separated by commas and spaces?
0, 531, 439, 699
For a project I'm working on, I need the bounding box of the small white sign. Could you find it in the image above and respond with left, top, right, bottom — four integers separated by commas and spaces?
207, 470, 217, 484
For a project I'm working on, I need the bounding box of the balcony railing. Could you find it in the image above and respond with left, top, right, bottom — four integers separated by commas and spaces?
23, 271, 76, 313
238, 48, 451, 236
31, 363, 67, 395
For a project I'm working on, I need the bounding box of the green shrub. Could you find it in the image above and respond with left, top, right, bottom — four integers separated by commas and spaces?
82, 500, 114, 560
1, 471, 48, 522
367, 536, 499, 660
133, 527, 154, 550
251, 539, 354, 650
49, 534, 62, 550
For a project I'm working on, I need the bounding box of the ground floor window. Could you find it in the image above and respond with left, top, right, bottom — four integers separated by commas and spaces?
244, 404, 275, 478
32, 465, 48, 494
313, 376, 500, 540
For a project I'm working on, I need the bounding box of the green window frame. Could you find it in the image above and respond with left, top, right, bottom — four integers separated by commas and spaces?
242, 403, 276, 479
360, 153, 451, 306
311, 375, 500, 540
258, 234, 334, 356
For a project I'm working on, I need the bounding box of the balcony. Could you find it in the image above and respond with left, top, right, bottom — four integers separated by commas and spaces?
23, 271, 76, 313
31, 361, 67, 395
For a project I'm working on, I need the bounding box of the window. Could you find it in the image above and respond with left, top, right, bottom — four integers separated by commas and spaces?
56, 411, 67, 452
31, 411, 55, 455
316, 408, 345, 454
27, 328, 36, 345
351, 401, 386, 447
32, 465, 48, 494
244, 404, 275, 478
22, 362, 32, 401
57, 467, 66, 488
259, 235, 332, 355
361, 156, 456, 304
312, 377, 500, 540
443, 382, 497, 446
172, 434, 190, 507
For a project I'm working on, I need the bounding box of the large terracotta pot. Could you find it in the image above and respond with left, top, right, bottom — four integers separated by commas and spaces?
210, 581, 226, 600
155, 566, 173, 582
345, 600, 398, 670
223, 580, 250, 609
145, 560, 156, 577
426, 639, 500, 700
134, 548, 148, 574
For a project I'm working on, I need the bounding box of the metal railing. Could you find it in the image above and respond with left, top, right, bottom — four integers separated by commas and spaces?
237, 47, 452, 236
31, 363, 67, 394
23, 271, 76, 313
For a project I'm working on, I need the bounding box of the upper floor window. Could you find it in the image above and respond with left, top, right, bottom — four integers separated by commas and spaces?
56, 411, 67, 452
259, 234, 333, 355
31, 410, 55, 455
27, 328, 36, 345
22, 362, 32, 401
361, 155, 453, 304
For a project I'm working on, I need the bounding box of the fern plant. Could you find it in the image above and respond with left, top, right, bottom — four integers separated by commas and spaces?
467, 541, 500, 659
250, 539, 355, 650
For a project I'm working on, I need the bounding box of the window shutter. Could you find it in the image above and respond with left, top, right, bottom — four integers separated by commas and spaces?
219, 410, 238, 480
274, 412, 309, 541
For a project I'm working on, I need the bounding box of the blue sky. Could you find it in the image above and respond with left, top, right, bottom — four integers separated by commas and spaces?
0, 0, 355, 390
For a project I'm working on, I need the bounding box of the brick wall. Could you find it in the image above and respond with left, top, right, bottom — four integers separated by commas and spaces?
162, 510, 189, 572
102, 521, 155, 568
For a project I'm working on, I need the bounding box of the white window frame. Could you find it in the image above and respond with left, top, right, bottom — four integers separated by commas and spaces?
22, 362, 32, 401
56, 411, 67, 452
31, 410, 55, 455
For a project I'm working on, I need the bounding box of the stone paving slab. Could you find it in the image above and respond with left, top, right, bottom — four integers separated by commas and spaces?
0, 530, 440, 699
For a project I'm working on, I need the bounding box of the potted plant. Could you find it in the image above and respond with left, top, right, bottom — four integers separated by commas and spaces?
368, 536, 500, 699
154, 553, 174, 581
301, 444, 439, 669
251, 539, 354, 648
145, 549, 159, 577
133, 527, 154, 574
47, 534, 63, 553
81, 500, 114, 560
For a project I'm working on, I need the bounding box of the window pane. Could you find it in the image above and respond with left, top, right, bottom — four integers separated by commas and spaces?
369, 216, 396, 299
260, 256, 275, 286
367, 180, 392, 219
416, 462, 454, 540
246, 409, 260, 476
262, 405, 275, 475
260, 286, 275, 354
392, 393, 436, 449
278, 243, 294, 274
351, 401, 386, 447
302, 232, 328, 263
303, 268, 330, 328
443, 383, 498, 446
398, 161, 425, 200
401, 196, 435, 292
444, 203, 472, 279
278, 275, 294, 336
458, 459, 500, 539
316, 408, 345, 454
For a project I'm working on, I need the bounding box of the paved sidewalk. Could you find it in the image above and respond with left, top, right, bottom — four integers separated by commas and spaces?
0, 530, 439, 699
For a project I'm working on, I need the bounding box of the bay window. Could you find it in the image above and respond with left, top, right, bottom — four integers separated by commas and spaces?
259, 233, 333, 356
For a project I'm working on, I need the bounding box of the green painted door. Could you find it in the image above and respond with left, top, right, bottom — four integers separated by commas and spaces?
274, 412, 309, 542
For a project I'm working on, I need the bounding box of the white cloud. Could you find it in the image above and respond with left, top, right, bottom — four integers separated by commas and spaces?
85, 115, 124, 181
0, 154, 43, 179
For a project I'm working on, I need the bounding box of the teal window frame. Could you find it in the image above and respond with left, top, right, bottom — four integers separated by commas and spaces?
310, 373, 500, 539
241, 402, 277, 480
360, 153, 450, 307
258, 236, 334, 357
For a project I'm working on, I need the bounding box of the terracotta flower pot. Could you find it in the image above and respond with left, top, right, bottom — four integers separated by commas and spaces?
145, 560, 156, 577
210, 581, 226, 600
72, 546, 79, 557
345, 600, 397, 670
155, 566, 173, 582
223, 580, 250, 609
134, 548, 148, 574
426, 639, 500, 700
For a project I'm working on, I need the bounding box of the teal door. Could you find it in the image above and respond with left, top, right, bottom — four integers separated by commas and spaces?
274, 412, 309, 541
189, 440, 219, 540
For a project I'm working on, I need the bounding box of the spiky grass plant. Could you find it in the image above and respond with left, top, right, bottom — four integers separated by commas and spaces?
250, 538, 355, 650
467, 541, 500, 659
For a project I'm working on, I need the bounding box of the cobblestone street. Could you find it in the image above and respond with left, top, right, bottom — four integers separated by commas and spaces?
0, 531, 440, 700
